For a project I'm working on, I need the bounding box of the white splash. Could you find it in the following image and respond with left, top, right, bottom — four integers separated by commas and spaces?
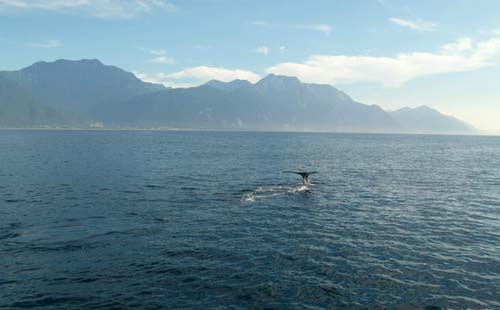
241, 185, 309, 202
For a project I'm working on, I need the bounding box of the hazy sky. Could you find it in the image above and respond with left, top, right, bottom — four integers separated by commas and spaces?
1, 0, 500, 131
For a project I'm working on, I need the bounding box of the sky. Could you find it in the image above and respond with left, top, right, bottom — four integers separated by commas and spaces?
1, 0, 500, 131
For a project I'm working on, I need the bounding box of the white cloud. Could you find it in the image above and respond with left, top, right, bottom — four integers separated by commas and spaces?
134, 72, 195, 88
293, 24, 332, 35
29, 39, 62, 48
266, 36, 500, 87
0, 0, 177, 18
255, 46, 270, 55
141, 48, 174, 64
134, 66, 261, 88
441, 38, 472, 53
166, 66, 261, 83
134, 72, 158, 83
390, 17, 437, 32
151, 56, 174, 64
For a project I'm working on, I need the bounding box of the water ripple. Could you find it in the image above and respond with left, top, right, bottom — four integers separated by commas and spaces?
0, 131, 499, 309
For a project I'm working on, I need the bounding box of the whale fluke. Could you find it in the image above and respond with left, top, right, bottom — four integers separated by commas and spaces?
283, 171, 317, 186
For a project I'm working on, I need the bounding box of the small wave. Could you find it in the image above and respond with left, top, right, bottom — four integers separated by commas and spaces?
241, 185, 310, 202
0, 232, 21, 241
4, 199, 24, 203
144, 184, 163, 189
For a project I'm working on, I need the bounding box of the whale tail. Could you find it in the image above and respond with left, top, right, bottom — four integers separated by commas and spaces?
283, 171, 317, 186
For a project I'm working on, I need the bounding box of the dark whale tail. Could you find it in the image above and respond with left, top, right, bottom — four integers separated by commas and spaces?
283, 171, 317, 186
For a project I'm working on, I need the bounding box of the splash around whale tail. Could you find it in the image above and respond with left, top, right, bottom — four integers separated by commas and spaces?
283, 171, 317, 186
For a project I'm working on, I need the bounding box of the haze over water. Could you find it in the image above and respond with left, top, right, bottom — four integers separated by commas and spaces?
1, 130, 499, 309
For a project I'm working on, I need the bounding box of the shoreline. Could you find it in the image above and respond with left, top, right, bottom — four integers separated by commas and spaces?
0, 127, 497, 137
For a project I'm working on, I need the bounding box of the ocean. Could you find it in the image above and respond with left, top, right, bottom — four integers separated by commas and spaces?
1, 130, 499, 309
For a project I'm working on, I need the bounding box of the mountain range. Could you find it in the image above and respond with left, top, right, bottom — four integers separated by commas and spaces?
0, 59, 474, 133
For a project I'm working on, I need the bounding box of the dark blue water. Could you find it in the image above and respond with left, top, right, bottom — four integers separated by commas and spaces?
1, 130, 499, 309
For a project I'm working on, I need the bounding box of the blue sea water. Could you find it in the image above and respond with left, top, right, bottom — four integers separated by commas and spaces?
0, 130, 499, 309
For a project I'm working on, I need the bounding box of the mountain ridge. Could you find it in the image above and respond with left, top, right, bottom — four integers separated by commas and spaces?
0, 59, 165, 116
0, 59, 474, 133
389, 105, 475, 133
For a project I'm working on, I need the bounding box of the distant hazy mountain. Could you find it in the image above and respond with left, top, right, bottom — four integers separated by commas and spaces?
251, 74, 396, 131
0, 76, 66, 127
389, 106, 474, 133
0, 59, 164, 117
0, 59, 475, 133
204, 79, 253, 92
101, 74, 399, 131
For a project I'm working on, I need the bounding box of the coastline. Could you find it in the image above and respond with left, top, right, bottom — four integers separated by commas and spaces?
0, 126, 495, 137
